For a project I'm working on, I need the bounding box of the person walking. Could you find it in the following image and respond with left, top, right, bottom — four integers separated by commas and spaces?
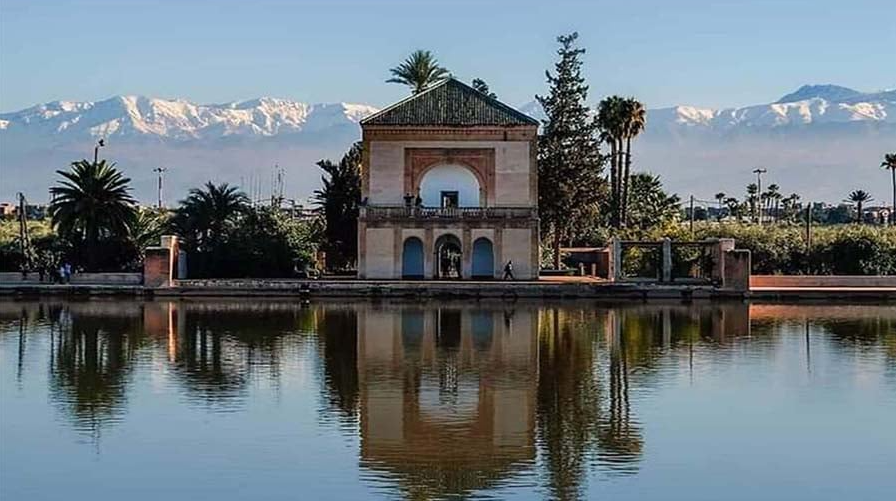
63, 262, 72, 284
503, 260, 515, 280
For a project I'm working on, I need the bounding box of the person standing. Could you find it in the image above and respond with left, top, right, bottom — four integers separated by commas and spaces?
503, 260, 515, 280
63, 262, 72, 284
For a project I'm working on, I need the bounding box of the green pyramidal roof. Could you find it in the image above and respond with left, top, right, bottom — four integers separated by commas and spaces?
361, 78, 539, 127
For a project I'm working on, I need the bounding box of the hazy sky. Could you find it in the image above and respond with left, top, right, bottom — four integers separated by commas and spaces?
1, 0, 894, 111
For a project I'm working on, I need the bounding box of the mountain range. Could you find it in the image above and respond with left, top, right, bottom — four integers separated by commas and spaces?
1, 84, 893, 204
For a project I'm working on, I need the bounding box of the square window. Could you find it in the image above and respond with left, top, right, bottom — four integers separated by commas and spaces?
440, 191, 459, 208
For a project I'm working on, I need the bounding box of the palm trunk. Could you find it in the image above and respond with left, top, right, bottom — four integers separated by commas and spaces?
608, 140, 617, 228
857, 202, 863, 224
622, 136, 632, 227
553, 225, 562, 270
891, 168, 895, 226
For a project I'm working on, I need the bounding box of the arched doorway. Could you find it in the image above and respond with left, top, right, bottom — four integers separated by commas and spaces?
434, 234, 462, 279
402, 237, 425, 279
471, 238, 494, 279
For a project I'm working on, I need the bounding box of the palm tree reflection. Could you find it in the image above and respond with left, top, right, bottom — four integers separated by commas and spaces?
47, 302, 144, 442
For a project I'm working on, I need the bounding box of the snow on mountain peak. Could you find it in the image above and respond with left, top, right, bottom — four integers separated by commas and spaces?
0, 96, 380, 140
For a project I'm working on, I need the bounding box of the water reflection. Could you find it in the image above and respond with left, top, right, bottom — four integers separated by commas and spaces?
1, 300, 894, 500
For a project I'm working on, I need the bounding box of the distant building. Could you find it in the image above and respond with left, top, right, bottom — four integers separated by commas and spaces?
0, 202, 47, 220
0, 203, 15, 218
357, 78, 540, 280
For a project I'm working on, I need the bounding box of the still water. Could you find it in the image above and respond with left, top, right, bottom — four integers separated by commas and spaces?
1, 299, 894, 500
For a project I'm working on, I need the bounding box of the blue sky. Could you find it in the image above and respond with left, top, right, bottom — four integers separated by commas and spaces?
1, 0, 894, 111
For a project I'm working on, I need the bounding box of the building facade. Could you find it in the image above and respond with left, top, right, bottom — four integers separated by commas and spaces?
358, 79, 540, 280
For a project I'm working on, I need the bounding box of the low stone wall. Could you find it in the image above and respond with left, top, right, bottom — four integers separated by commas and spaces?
751, 275, 896, 288
0, 272, 141, 285
0, 272, 40, 283
71, 273, 142, 285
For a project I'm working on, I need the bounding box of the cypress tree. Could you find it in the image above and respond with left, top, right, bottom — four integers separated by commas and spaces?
536, 32, 604, 269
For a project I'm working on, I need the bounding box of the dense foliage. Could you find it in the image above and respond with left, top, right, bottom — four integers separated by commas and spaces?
314, 142, 362, 270
172, 183, 318, 278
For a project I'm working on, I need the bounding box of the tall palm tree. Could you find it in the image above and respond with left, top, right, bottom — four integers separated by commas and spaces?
620, 98, 646, 226
746, 183, 759, 223
845, 190, 873, 224
882, 153, 896, 225
782, 193, 801, 222
387, 50, 450, 94
49, 159, 136, 269
175, 182, 249, 250
764, 184, 780, 223
724, 197, 742, 222
714, 192, 726, 221
597, 96, 626, 227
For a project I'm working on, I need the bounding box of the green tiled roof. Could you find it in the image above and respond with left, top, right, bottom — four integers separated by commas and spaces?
361, 78, 538, 127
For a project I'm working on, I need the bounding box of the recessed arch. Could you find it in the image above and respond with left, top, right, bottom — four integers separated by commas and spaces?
471, 237, 495, 279
418, 164, 482, 207
401, 237, 425, 279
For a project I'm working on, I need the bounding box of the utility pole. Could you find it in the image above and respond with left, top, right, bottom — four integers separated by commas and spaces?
153, 167, 167, 209
689, 195, 695, 236
753, 168, 767, 225
93, 138, 105, 164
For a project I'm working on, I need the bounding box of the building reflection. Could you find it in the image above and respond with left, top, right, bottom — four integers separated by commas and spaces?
355, 304, 538, 498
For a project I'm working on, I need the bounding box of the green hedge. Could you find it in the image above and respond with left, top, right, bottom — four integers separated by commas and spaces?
617, 223, 896, 275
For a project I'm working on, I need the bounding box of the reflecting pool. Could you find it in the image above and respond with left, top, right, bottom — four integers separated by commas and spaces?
1, 300, 894, 500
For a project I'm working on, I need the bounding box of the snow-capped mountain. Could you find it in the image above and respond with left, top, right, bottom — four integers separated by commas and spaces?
0, 95, 378, 140
1, 85, 894, 204
519, 84, 895, 130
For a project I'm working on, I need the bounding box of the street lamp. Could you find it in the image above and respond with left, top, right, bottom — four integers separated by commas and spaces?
753, 168, 767, 225
93, 138, 105, 164
153, 167, 167, 209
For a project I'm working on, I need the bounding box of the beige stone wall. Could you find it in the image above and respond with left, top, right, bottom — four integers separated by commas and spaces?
367, 141, 532, 206
501, 228, 536, 279
364, 228, 396, 278
361, 224, 538, 280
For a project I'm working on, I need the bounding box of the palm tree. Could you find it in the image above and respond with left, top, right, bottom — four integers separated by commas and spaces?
764, 184, 781, 223
127, 208, 166, 260
471, 78, 496, 99
620, 98, 647, 226
597, 96, 626, 227
882, 153, 896, 225
387, 50, 450, 94
782, 193, 801, 222
845, 189, 873, 224
724, 197, 742, 222
746, 183, 759, 223
174, 182, 249, 251
49, 159, 136, 270
714, 192, 726, 221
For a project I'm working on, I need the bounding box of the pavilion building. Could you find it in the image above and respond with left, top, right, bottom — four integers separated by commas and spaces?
357, 78, 540, 280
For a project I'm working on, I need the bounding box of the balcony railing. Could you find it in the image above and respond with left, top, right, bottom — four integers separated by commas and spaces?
361, 205, 537, 220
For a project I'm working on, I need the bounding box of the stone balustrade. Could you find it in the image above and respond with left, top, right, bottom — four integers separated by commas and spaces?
360, 206, 537, 221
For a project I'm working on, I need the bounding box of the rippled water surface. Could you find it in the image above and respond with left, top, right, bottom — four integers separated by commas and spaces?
1, 299, 894, 500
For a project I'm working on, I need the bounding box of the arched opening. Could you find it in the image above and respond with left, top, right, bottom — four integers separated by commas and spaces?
418, 164, 482, 207
471, 238, 494, 279
402, 237, 425, 279
434, 234, 462, 279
